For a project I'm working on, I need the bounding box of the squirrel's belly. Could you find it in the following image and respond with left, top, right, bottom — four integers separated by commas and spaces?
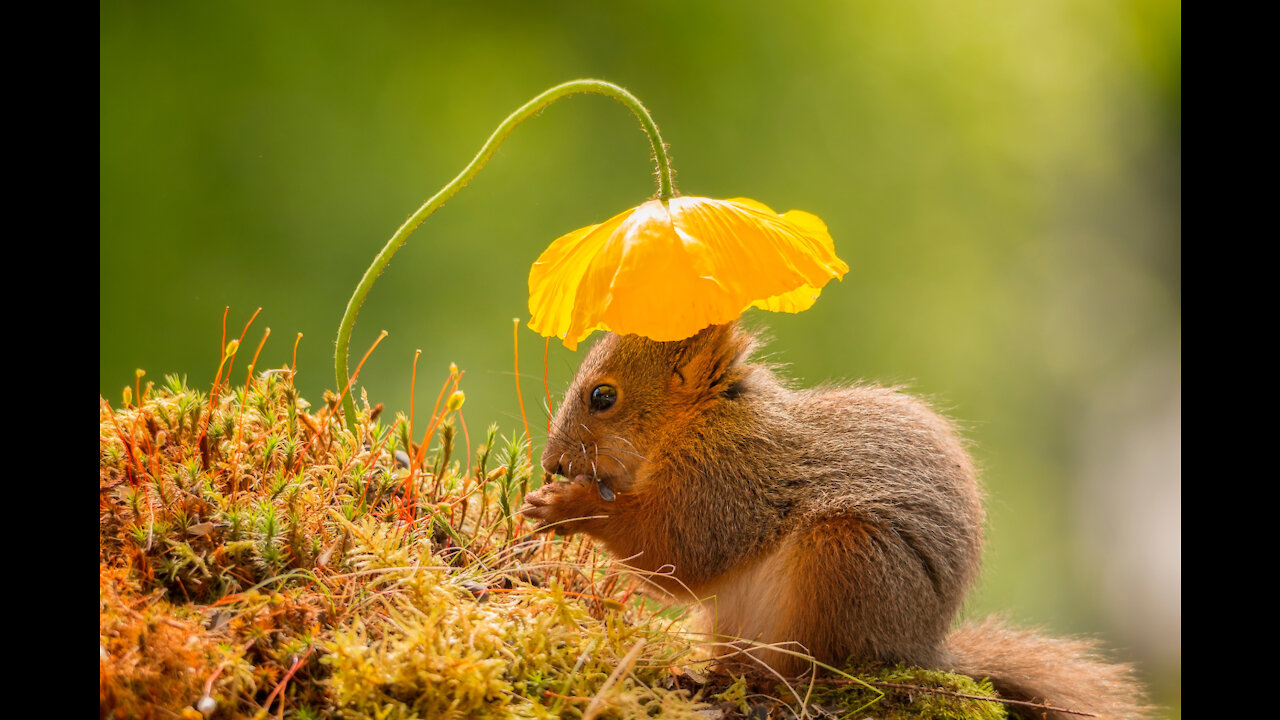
695, 545, 796, 654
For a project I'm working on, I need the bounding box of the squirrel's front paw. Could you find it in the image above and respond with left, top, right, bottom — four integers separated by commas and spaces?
519, 476, 600, 534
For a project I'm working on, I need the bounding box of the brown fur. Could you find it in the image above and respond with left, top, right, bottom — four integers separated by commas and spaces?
520, 323, 1148, 718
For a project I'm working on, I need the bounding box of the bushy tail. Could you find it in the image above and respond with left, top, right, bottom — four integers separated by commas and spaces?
945, 615, 1150, 720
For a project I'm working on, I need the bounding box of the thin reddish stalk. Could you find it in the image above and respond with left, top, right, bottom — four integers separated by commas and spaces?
290, 332, 303, 377
195, 306, 231, 456
513, 320, 533, 467
223, 307, 263, 390
299, 330, 387, 470
134, 414, 158, 483
423, 372, 464, 498
231, 327, 272, 492
261, 646, 313, 717
100, 397, 143, 485
196, 307, 261, 459
458, 408, 472, 480
406, 369, 456, 512
324, 329, 388, 431
411, 369, 459, 476
401, 350, 424, 521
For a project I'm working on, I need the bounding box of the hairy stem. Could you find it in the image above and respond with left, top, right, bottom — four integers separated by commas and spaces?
335, 79, 673, 435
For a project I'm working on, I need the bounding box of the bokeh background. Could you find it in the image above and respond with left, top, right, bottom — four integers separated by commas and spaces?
101, 1, 1181, 714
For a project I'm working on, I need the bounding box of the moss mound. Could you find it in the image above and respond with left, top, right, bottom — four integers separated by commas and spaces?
100, 364, 1008, 719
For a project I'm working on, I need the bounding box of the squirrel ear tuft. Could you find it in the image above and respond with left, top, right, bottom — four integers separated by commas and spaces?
670, 323, 754, 396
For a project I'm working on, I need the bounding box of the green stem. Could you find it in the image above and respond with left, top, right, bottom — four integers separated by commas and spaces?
334, 79, 673, 436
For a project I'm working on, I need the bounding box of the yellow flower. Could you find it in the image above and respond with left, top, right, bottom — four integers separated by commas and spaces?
528, 196, 849, 349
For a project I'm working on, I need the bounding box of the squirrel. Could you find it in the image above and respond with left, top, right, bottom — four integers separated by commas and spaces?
520, 322, 1148, 719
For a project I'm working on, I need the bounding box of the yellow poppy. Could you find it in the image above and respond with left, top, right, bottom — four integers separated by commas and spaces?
528, 196, 849, 349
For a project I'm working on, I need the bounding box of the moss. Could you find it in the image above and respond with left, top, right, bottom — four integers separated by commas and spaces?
795, 665, 1007, 720
100, 360, 1005, 719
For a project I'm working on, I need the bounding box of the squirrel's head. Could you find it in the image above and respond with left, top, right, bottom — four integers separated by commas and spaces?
541, 322, 757, 495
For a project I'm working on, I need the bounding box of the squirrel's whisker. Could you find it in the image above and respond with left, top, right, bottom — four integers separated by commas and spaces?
603, 434, 640, 452
595, 452, 629, 475
598, 444, 648, 462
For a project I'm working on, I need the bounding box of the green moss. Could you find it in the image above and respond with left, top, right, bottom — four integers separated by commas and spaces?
795, 665, 1007, 720
100, 363, 1007, 719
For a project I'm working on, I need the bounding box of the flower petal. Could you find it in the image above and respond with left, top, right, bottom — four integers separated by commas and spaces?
596, 202, 736, 341
527, 196, 848, 348
750, 285, 823, 313
528, 207, 632, 349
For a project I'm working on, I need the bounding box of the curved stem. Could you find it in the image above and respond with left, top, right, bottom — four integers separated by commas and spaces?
335, 79, 672, 435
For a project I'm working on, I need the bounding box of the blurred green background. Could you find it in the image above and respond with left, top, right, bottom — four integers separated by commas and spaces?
101, 1, 1180, 713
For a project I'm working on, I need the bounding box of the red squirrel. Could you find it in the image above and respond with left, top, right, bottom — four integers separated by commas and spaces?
520, 323, 1147, 719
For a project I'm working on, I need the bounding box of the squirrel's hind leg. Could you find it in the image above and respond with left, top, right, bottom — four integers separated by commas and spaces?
782, 513, 955, 670
703, 512, 954, 677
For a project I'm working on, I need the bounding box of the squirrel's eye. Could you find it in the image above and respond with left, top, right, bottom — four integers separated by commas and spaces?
589, 384, 618, 412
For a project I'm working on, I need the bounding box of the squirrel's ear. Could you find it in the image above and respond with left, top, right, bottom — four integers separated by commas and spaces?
670, 323, 753, 397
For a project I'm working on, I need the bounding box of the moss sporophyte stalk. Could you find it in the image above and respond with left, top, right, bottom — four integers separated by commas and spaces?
334, 79, 847, 435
